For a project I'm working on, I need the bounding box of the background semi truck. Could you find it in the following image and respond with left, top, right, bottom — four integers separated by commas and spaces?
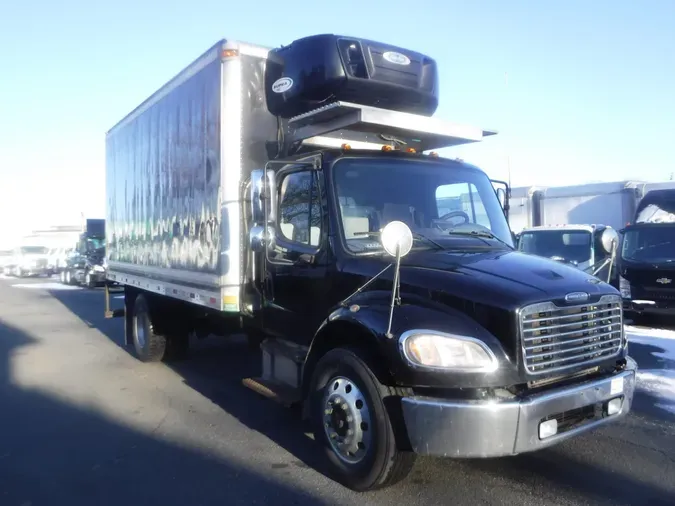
60, 218, 107, 287
619, 188, 675, 323
105, 34, 636, 491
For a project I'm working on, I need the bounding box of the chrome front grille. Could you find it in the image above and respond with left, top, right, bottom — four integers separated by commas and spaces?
519, 294, 623, 375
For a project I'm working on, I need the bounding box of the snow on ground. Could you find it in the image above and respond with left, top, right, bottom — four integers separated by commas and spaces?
626, 324, 675, 415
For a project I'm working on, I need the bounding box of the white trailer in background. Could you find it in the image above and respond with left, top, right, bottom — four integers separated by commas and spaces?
508, 180, 675, 232
507, 185, 544, 232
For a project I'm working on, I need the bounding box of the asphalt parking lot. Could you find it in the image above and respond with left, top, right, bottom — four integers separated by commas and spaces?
0, 276, 674, 506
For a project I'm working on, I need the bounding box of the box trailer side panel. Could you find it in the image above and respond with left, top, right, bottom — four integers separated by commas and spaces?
106, 41, 276, 311
540, 181, 637, 231
508, 186, 541, 232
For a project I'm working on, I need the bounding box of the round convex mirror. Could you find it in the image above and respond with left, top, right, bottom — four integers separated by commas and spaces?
381, 221, 413, 257
601, 228, 619, 254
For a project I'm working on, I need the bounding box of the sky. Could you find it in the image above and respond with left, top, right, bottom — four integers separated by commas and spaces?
0, 0, 673, 245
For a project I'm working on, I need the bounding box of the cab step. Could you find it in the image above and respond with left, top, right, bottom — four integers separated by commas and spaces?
242, 377, 302, 406
242, 338, 308, 407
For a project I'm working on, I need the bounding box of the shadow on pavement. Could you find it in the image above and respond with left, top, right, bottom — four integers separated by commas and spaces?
0, 316, 327, 506
46, 288, 675, 505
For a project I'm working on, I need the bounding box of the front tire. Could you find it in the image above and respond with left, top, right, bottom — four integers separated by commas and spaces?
308, 348, 415, 491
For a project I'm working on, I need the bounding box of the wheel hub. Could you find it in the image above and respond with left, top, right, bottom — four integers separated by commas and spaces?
322, 376, 372, 464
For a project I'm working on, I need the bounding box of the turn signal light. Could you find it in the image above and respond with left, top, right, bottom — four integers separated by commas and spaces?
341, 143, 352, 150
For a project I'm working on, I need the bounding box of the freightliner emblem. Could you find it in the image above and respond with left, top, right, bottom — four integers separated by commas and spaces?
656, 278, 672, 285
564, 292, 590, 303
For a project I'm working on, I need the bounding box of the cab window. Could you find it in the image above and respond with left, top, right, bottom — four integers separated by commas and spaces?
435, 182, 490, 228
278, 170, 322, 247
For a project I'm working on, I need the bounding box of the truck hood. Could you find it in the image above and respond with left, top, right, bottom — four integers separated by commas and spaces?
344, 248, 615, 312
402, 249, 613, 306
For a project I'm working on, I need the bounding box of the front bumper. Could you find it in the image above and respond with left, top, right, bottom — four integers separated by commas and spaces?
624, 298, 675, 316
90, 269, 107, 283
401, 358, 637, 458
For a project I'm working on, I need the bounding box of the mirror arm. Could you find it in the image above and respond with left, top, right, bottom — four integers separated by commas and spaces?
339, 264, 392, 308
385, 245, 403, 339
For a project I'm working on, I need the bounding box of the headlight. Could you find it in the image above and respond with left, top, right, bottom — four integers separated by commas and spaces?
619, 276, 631, 299
93, 264, 105, 272
400, 330, 498, 372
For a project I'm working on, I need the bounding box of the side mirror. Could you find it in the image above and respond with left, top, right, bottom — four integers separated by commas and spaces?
381, 221, 413, 258
249, 169, 278, 225
496, 187, 507, 209
600, 228, 619, 254
249, 168, 278, 252
250, 169, 265, 224
266, 170, 278, 224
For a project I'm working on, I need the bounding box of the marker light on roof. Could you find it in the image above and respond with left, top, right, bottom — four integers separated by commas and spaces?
341, 143, 352, 150
406, 147, 417, 153
382, 145, 394, 151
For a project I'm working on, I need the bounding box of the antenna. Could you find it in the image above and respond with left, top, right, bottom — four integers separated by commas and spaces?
504, 71, 512, 188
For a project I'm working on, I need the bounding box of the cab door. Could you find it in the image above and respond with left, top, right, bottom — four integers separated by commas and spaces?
262, 162, 333, 344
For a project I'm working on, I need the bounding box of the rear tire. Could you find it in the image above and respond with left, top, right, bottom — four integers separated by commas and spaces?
132, 294, 167, 362
308, 347, 416, 491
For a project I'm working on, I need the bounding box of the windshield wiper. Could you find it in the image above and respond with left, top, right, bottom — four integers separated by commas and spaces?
445, 229, 514, 250
353, 230, 444, 250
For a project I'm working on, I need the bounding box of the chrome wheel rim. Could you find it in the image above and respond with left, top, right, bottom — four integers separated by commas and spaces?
322, 376, 372, 464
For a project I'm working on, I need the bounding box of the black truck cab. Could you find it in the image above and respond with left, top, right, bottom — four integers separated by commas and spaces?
240, 36, 635, 491
620, 188, 675, 321
60, 219, 107, 288
245, 143, 635, 491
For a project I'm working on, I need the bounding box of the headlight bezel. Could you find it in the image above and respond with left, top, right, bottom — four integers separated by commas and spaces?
399, 329, 499, 373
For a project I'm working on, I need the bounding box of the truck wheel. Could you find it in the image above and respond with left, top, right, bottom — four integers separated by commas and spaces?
132, 294, 166, 362
308, 348, 416, 491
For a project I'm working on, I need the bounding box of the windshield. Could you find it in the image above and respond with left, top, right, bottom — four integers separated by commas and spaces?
621, 225, 675, 264
518, 230, 592, 264
332, 157, 513, 254
20, 246, 49, 255
85, 237, 105, 251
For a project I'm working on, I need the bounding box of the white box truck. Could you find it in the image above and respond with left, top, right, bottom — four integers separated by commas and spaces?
105, 34, 636, 491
